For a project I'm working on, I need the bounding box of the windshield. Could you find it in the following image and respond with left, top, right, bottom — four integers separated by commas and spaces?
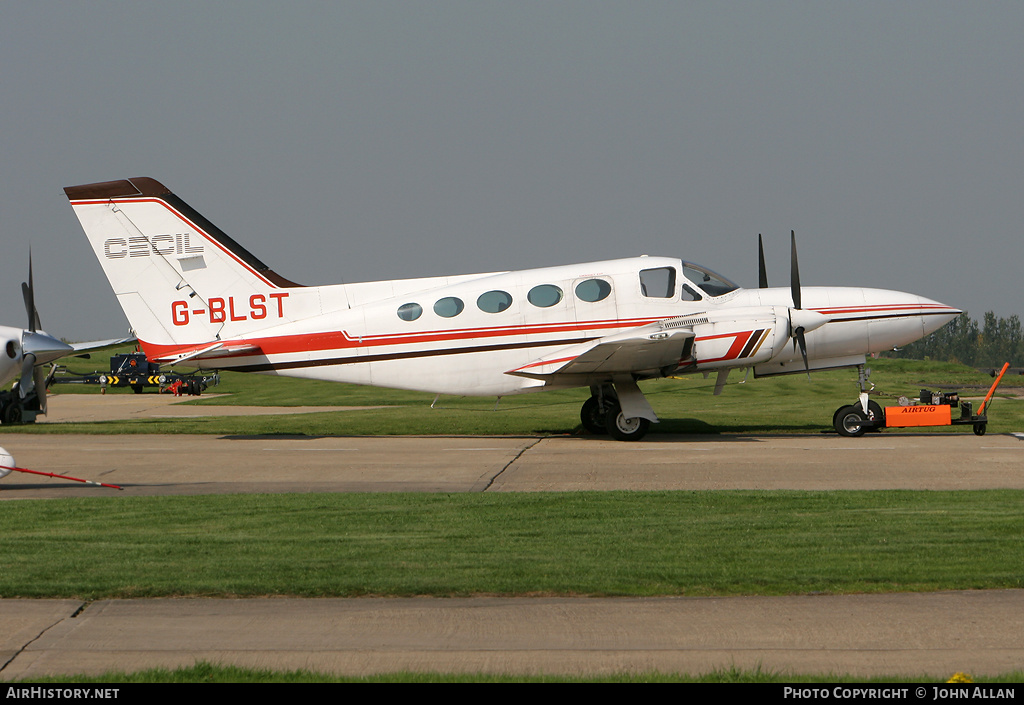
681, 262, 740, 297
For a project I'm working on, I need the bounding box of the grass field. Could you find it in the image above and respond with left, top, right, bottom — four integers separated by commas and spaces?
3, 491, 1023, 599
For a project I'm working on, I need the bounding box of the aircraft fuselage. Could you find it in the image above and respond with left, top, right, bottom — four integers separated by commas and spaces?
132, 256, 958, 396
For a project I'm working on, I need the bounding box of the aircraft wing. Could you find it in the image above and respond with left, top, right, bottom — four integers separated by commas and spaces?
507, 324, 695, 382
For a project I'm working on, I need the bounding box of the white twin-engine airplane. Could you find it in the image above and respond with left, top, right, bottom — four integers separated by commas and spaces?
0, 266, 72, 427
64, 177, 960, 441
1, 255, 133, 432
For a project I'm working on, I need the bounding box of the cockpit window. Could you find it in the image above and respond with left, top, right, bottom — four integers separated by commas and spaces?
681, 262, 739, 297
639, 267, 676, 298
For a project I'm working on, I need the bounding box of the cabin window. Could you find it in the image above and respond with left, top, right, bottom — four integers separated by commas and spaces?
639, 267, 676, 298
527, 284, 563, 308
575, 279, 612, 303
477, 290, 513, 314
681, 284, 703, 301
433, 296, 465, 318
397, 303, 422, 321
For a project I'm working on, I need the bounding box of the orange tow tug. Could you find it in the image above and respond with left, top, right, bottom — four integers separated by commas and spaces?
834, 363, 1011, 437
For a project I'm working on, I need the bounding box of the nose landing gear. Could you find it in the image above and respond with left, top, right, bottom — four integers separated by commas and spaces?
831, 365, 883, 437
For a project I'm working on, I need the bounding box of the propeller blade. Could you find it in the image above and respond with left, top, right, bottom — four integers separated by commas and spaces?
22, 252, 39, 333
787, 233, 815, 378
790, 230, 801, 310
795, 327, 809, 375
34, 366, 47, 414
758, 234, 768, 289
18, 353, 36, 399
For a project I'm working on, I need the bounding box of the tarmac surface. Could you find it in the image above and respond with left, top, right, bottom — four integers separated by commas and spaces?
1, 394, 1023, 680
2, 430, 1023, 497
4, 592, 1024, 680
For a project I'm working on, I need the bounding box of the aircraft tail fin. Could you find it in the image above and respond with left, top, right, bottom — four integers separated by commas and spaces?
65, 178, 302, 351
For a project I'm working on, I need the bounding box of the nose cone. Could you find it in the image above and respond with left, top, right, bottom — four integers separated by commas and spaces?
917, 296, 962, 337
824, 288, 962, 352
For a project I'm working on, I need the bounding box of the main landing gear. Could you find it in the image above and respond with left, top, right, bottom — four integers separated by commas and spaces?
580, 380, 655, 442
0, 386, 42, 426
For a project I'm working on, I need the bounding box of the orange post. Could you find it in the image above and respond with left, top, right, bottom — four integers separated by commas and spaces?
978, 363, 1010, 416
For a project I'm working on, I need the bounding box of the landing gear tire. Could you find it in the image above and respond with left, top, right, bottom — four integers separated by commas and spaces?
1, 403, 22, 425
865, 400, 884, 432
833, 400, 884, 433
834, 405, 867, 437
605, 403, 651, 442
973, 423, 987, 436
580, 396, 609, 435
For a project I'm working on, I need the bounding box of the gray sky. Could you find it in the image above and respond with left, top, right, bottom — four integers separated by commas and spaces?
2, 1, 1021, 342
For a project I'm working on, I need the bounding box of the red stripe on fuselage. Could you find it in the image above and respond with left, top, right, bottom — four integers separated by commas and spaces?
811, 304, 956, 316
140, 316, 665, 362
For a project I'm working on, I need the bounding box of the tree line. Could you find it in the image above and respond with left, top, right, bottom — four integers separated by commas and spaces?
884, 312, 1023, 368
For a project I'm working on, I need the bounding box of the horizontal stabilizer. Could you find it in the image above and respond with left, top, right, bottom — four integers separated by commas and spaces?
150, 341, 261, 365
153, 342, 223, 365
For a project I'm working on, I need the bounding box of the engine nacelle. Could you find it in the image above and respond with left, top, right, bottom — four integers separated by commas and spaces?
687, 305, 826, 370
1, 328, 24, 388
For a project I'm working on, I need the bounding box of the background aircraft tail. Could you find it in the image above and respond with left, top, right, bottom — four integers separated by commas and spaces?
65, 178, 302, 351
